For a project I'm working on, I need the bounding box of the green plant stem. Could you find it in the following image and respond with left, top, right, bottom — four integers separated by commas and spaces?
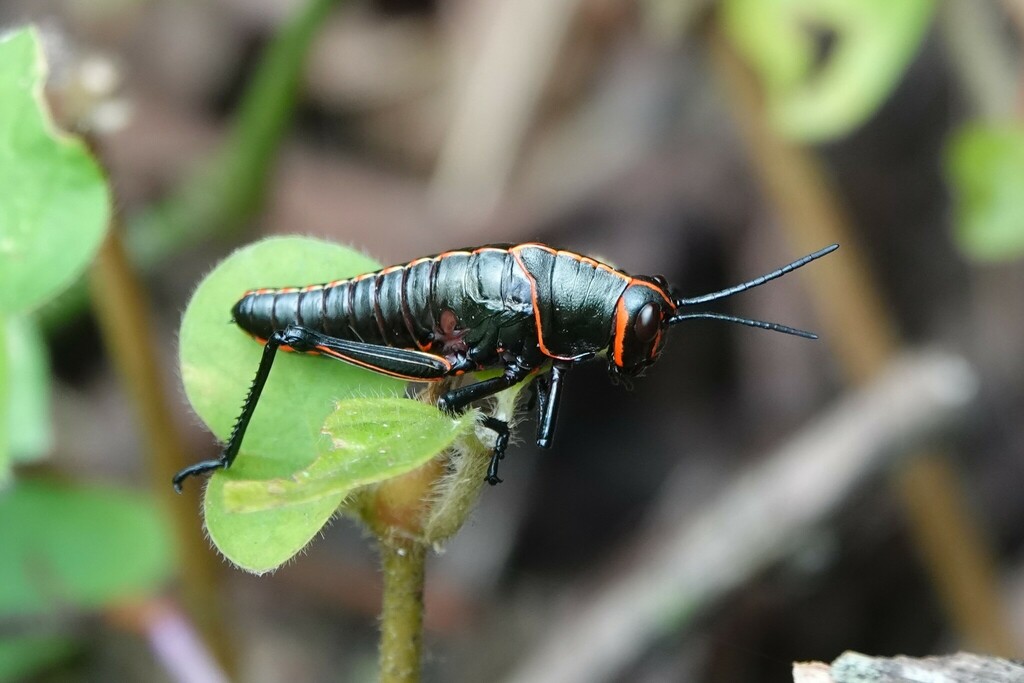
422, 434, 489, 542
367, 382, 529, 682
378, 538, 427, 683
423, 380, 526, 542
125, 0, 341, 265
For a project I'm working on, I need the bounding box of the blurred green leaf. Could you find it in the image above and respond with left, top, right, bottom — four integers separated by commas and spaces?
0, 635, 76, 683
40, 0, 341, 333
5, 317, 52, 463
946, 124, 1024, 261
721, 0, 935, 142
0, 27, 110, 314
0, 321, 8, 487
221, 398, 476, 514
0, 480, 174, 616
179, 236, 406, 572
126, 0, 339, 266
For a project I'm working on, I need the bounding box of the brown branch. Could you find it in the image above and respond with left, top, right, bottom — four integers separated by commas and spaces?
89, 231, 235, 674
705, 20, 1019, 656
507, 351, 980, 683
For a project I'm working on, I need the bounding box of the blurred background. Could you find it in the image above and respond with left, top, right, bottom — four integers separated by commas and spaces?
2, 0, 1024, 681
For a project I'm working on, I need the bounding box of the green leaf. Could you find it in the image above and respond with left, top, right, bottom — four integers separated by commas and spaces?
202, 476, 343, 575
39, 0, 339, 333
6, 317, 53, 463
180, 236, 405, 473
721, 0, 935, 142
0, 320, 9, 487
221, 398, 476, 513
946, 123, 1024, 262
1, 316, 57, 485
179, 236, 407, 573
0, 480, 174, 616
0, 635, 76, 683
0, 27, 110, 314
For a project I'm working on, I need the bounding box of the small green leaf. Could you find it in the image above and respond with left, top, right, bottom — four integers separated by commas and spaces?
721, 0, 935, 142
203, 473, 342, 575
6, 317, 52, 463
179, 236, 407, 572
946, 123, 1024, 261
0, 635, 76, 683
222, 398, 476, 513
0, 480, 174, 616
0, 27, 110, 314
1, 316, 57, 485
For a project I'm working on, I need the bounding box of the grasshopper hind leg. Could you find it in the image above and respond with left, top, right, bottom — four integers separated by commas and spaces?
480, 416, 511, 485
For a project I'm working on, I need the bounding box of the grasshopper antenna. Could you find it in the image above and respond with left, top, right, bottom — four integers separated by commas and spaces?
667, 312, 817, 339
674, 244, 838, 307
668, 244, 838, 339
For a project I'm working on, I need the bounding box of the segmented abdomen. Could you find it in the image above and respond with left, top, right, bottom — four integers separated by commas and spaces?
230, 247, 529, 354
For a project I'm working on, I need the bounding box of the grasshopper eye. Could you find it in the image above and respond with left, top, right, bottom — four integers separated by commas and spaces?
634, 302, 660, 343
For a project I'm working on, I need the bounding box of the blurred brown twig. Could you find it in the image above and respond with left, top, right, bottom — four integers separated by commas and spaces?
706, 18, 1019, 656
507, 351, 979, 683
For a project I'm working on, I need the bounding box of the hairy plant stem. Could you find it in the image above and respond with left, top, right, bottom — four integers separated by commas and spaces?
367, 378, 528, 681
378, 538, 427, 683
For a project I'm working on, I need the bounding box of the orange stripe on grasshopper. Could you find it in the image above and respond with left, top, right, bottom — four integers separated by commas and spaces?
315, 345, 449, 381
510, 247, 578, 361
613, 296, 629, 367
628, 278, 674, 306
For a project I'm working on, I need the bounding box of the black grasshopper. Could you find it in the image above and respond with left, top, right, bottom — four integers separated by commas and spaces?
174, 242, 838, 491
